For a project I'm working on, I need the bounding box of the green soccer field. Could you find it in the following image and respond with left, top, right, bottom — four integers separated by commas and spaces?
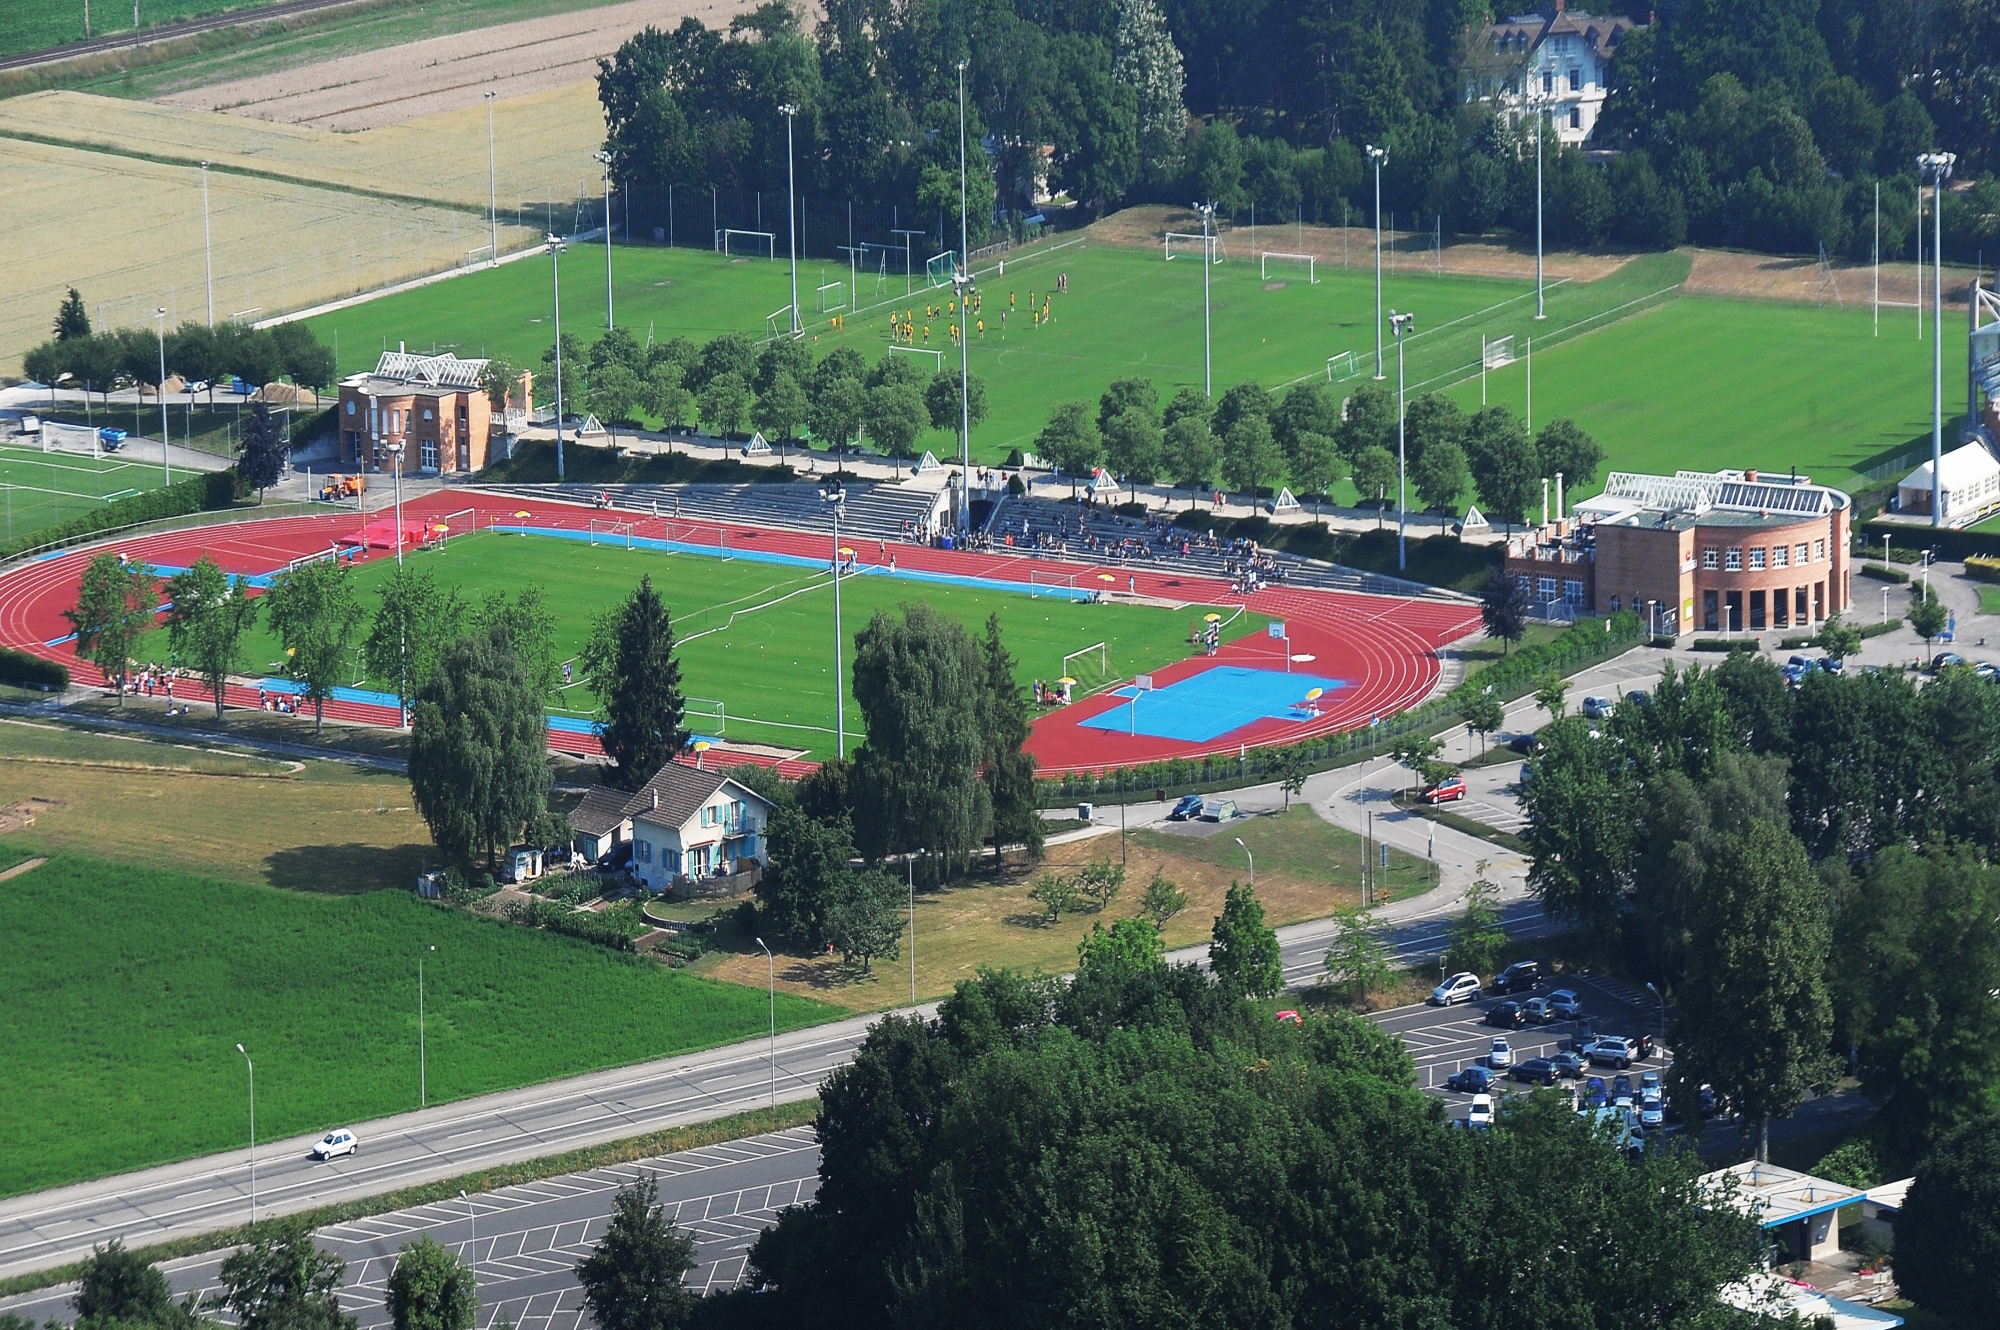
303, 236, 1967, 504
0, 442, 175, 546
140, 529, 1261, 757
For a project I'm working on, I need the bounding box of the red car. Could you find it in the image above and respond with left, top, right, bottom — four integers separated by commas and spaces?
1421, 777, 1468, 804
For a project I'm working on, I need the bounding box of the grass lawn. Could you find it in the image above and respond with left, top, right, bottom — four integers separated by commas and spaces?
0, 850, 837, 1197
134, 529, 1262, 759
1978, 585, 2000, 616
0, 442, 183, 546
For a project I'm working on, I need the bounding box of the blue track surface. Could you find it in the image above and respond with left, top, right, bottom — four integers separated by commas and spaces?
1079, 665, 1345, 743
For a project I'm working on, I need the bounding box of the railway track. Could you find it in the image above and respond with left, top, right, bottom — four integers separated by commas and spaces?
0, 0, 370, 74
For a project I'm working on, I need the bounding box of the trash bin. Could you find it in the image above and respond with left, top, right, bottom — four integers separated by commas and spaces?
1077, 802, 1094, 822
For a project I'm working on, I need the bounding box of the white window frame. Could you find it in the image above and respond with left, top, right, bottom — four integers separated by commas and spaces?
1703, 547, 1719, 570
1725, 548, 1742, 571
1748, 547, 1767, 570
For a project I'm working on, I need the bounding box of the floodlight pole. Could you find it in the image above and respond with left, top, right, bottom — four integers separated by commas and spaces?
546, 234, 567, 480
484, 92, 498, 267
754, 937, 776, 1107
199, 161, 215, 328
779, 107, 800, 335
823, 488, 846, 757
388, 442, 405, 568
1535, 94, 1546, 320
235, 1043, 256, 1226
153, 308, 171, 486
1235, 836, 1253, 889
1367, 145, 1386, 377
1391, 311, 1414, 570
595, 151, 616, 330
957, 63, 971, 525
1920, 152, 1956, 526
1193, 201, 1216, 396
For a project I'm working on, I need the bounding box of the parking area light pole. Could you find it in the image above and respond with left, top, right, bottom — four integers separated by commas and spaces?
1235, 836, 1253, 889
419, 943, 433, 1106
546, 234, 567, 480
755, 937, 776, 1106
235, 1043, 256, 1225
1645, 981, 1665, 1051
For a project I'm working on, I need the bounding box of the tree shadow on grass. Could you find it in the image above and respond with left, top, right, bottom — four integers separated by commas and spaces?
778, 955, 882, 991
264, 842, 432, 895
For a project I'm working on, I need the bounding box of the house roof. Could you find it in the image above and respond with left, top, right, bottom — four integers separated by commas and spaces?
1700, 1161, 1866, 1228
1901, 441, 2000, 493
1490, 4, 1637, 59
570, 785, 636, 838
628, 761, 772, 831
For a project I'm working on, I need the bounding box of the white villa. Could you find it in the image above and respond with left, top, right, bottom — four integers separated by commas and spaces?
1469, 1, 1640, 145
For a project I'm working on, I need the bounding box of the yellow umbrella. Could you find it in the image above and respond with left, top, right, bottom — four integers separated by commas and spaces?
693, 739, 712, 751
1204, 613, 1222, 622
1305, 687, 1323, 700
1097, 573, 1117, 582
839, 546, 856, 555
432, 523, 449, 533
1058, 676, 1076, 685
513, 509, 532, 518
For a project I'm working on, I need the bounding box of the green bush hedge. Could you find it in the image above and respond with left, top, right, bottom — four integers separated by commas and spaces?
0, 646, 67, 691
0, 469, 238, 562
503, 896, 639, 950
1965, 555, 2000, 583
1690, 638, 1760, 652
1859, 564, 1910, 583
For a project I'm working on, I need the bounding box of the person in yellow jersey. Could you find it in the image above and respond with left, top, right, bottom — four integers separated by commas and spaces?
923, 324, 931, 343
977, 318, 985, 338
1009, 291, 1016, 310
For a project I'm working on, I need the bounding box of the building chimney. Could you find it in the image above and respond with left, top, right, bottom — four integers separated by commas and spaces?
1556, 472, 1565, 521
1745, 468, 1758, 483
652, 790, 659, 809
399, 340, 406, 355
1542, 477, 1550, 527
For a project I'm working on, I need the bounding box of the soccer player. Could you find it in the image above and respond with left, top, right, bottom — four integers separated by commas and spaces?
977, 319, 984, 338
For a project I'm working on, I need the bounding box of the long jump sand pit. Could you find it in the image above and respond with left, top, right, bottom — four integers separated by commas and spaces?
159, 0, 760, 129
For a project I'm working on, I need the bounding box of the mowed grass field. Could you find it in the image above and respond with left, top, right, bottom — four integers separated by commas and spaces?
0, 851, 835, 1196
305, 237, 1966, 500
134, 530, 1261, 757
0, 442, 179, 545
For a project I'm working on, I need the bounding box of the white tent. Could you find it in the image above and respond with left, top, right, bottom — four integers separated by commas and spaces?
1899, 441, 2000, 527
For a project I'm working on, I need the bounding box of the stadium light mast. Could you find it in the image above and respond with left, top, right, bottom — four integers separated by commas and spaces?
1366, 145, 1386, 377
1193, 201, 1216, 396
821, 484, 846, 757
153, 308, 171, 487
1535, 91, 1546, 320
1390, 310, 1415, 570
1919, 151, 1956, 527
546, 234, 568, 481
595, 150, 616, 330
778, 106, 801, 336
956, 62, 971, 531
200, 161, 214, 328
387, 441, 405, 569
484, 92, 498, 267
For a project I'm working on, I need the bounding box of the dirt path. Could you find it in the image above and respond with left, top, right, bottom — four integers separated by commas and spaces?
160, 0, 758, 129
0, 857, 48, 883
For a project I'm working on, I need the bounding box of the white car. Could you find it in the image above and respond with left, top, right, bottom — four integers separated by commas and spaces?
1487, 1036, 1514, 1069
1431, 972, 1482, 1006
1467, 1094, 1496, 1129
310, 1128, 359, 1160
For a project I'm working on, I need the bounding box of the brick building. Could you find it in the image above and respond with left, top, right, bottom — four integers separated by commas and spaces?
335, 349, 529, 477
1503, 469, 1851, 635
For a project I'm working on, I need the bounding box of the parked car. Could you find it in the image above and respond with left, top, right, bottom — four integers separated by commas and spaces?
1977, 662, 2000, 684
1521, 997, 1555, 1024
596, 841, 634, 872
1583, 1076, 1608, 1108
1518, 762, 1535, 788
1933, 652, 1967, 672
1780, 663, 1809, 687
1639, 1070, 1662, 1097
1491, 960, 1543, 995
1639, 1095, 1665, 1129
1466, 1094, 1496, 1129
310, 1129, 359, 1160
1550, 1051, 1587, 1079
1581, 695, 1615, 719
1167, 794, 1205, 821
1624, 689, 1653, 706
1511, 1058, 1558, 1086
1635, 1033, 1656, 1061
1447, 1065, 1495, 1094
1487, 1037, 1515, 1069
1547, 989, 1584, 1020
1486, 1001, 1526, 1028
1508, 734, 1542, 755
1611, 1074, 1636, 1106
1431, 972, 1482, 1006
1820, 658, 1844, 675
1589, 1036, 1641, 1069
1421, 777, 1468, 804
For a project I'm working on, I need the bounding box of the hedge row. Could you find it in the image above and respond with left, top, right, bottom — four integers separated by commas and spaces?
1038, 611, 1645, 804
0, 646, 67, 691
1966, 555, 2000, 583
503, 896, 639, 951
0, 469, 238, 563
1860, 564, 1911, 584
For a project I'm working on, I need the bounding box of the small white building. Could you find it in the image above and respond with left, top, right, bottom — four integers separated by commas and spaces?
628, 763, 773, 894
1470, 1, 1640, 145
1700, 1161, 1866, 1265
568, 785, 636, 863
1896, 442, 2000, 527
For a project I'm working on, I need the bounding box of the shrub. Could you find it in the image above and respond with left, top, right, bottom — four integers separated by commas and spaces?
1860, 564, 1910, 584
0, 646, 68, 691
1690, 639, 1760, 652
1966, 555, 2000, 583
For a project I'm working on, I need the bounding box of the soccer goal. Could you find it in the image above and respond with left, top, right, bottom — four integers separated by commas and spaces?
1261, 251, 1317, 283
888, 345, 944, 372
1482, 335, 1516, 369
1325, 350, 1361, 383
685, 698, 726, 736
765, 306, 797, 338
589, 517, 634, 549
1164, 232, 1225, 263
817, 281, 846, 313
431, 506, 476, 547
41, 421, 99, 456
1061, 642, 1110, 687
1029, 569, 1079, 599
715, 228, 776, 259
926, 251, 958, 287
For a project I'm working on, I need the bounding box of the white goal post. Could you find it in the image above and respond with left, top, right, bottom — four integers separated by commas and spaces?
1029, 569, 1079, 600
40, 421, 100, 456
1164, 232, 1225, 263
1325, 351, 1361, 383
715, 228, 776, 259
926, 251, 958, 287
684, 698, 726, 735
1260, 251, 1317, 283
887, 345, 944, 371
817, 281, 846, 313
1482, 334, 1516, 369
589, 517, 634, 549
1061, 641, 1109, 684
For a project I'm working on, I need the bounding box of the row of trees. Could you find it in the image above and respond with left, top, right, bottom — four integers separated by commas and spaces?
25, 296, 337, 408
1031, 372, 1602, 518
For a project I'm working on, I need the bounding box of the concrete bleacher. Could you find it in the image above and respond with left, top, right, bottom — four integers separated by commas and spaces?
483, 481, 947, 544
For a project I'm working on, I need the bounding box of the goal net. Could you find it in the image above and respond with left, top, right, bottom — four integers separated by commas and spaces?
715, 229, 776, 259
1029, 569, 1079, 600
1325, 351, 1361, 383
430, 507, 477, 547
41, 421, 99, 456
1061, 641, 1110, 688
1164, 232, 1225, 263
926, 251, 958, 287
1482, 335, 1516, 370
1260, 251, 1317, 283
888, 345, 944, 372
817, 281, 846, 313
589, 517, 634, 548
685, 698, 726, 736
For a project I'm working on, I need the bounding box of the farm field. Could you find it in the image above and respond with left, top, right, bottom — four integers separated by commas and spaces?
0, 850, 836, 1196
0, 441, 182, 546
303, 236, 1965, 500
132, 529, 1264, 758
0, 0, 275, 58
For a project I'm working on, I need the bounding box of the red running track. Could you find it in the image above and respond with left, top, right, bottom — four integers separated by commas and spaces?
0, 493, 1482, 775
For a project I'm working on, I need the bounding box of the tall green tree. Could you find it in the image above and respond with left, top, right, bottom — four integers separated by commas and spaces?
74, 1240, 202, 1330
753, 370, 810, 446
1036, 401, 1101, 497
383, 1237, 476, 1330
1522, 716, 1637, 931
163, 556, 258, 722
1222, 413, 1282, 501
1910, 583, 1949, 648
825, 868, 904, 973
1164, 414, 1217, 504
1443, 869, 1506, 978
696, 371, 749, 439
211, 1225, 356, 1330
1322, 907, 1392, 1005
1284, 431, 1342, 514
65, 553, 156, 702
1534, 418, 1604, 491
849, 603, 991, 872
1411, 438, 1468, 514
1458, 687, 1505, 753
1465, 405, 1537, 531
863, 381, 927, 466
1894, 1115, 2000, 1327
757, 804, 859, 948
237, 402, 289, 498
55, 288, 91, 341
1669, 819, 1834, 1160
583, 575, 687, 791
923, 371, 989, 436
1209, 881, 1282, 998
409, 625, 552, 868
574, 1175, 697, 1330
1096, 377, 1160, 436
475, 587, 559, 700
363, 565, 465, 724
977, 614, 1041, 866
1350, 444, 1397, 509
1102, 408, 1162, 500
262, 558, 364, 734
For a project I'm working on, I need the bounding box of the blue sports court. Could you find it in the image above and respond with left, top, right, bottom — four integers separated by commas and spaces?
1079, 666, 1346, 743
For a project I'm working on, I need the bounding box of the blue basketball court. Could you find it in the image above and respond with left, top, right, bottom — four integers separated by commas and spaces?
1079, 666, 1346, 743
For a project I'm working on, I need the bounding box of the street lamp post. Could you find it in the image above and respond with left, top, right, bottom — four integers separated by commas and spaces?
200, 161, 214, 328
235, 1043, 256, 1225
1367, 145, 1386, 377
1535, 93, 1546, 320
545, 234, 568, 480
387, 441, 405, 568
908, 847, 924, 1008
1234, 836, 1253, 888
153, 308, 171, 486
1645, 981, 1666, 1050
1390, 310, 1415, 570
1192, 201, 1216, 396
594, 151, 616, 331
777, 107, 800, 336
754, 937, 776, 1107
956, 63, 972, 523
418, 942, 433, 1106
461, 1190, 477, 1296
821, 486, 846, 756
484, 92, 498, 267
1919, 151, 1956, 526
